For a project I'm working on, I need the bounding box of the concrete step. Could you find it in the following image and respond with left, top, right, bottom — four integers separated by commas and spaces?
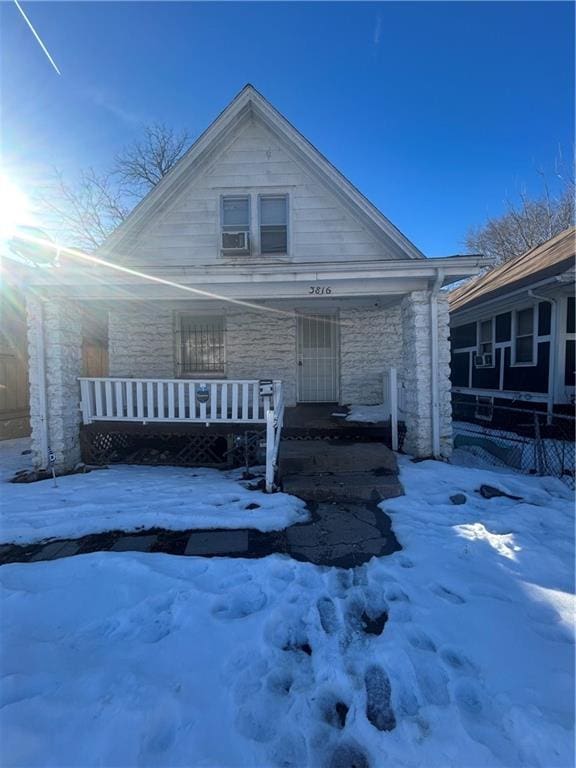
279, 440, 398, 476
281, 471, 403, 503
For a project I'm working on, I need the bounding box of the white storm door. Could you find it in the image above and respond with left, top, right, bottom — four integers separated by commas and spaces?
297, 313, 339, 402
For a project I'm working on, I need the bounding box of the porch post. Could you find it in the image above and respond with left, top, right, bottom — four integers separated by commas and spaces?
27, 294, 83, 473
400, 290, 452, 458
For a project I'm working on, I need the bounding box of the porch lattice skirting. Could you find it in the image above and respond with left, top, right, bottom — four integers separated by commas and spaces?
79, 378, 284, 491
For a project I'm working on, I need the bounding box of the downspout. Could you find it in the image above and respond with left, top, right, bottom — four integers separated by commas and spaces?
430, 268, 445, 458
35, 295, 50, 469
529, 285, 560, 424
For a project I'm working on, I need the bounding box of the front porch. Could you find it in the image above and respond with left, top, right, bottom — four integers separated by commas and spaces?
76, 378, 405, 491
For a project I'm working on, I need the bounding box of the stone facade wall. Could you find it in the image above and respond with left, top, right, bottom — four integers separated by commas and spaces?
104, 298, 454, 457
226, 308, 298, 406
400, 290, 452, 458
339, 303, 403, 405
27, 296, 83, 472
108, 307, 175, 378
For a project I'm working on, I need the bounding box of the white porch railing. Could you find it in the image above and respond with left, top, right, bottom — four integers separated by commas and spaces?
382, 367, 405, 451
265, 383, 285, 493
79, 377, 283, 424
78, 377, 284, 491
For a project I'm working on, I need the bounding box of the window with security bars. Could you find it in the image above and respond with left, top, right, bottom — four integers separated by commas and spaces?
177, 316, 225, 376
259, 195, 288, 254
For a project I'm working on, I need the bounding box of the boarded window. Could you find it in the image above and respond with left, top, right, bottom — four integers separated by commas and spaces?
260, 195, 288, 254
178, 316, 225, 376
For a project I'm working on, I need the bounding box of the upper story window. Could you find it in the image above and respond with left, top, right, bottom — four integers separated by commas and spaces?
259, 195, 288, 254
513, 307, 535, 365
221, 196, 250, 252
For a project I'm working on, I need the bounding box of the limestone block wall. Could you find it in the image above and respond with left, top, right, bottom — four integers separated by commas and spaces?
27, 295, 83, 472
400, 290, 452, 458
226, 308, 297, 406
108, 307, 175, 378
339, 303, 403, 405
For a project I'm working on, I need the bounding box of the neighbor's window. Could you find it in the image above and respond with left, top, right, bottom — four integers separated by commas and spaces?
478, 319, 493, 357
178, 315, 225, 376
221, 196, 250, 251
259, 195, 288, 254
513, 307, 535, 364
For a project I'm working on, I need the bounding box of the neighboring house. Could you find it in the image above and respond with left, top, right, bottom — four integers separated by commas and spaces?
25, 85, 488, 483
0, 264, 30, 440
449, 227, 575, 421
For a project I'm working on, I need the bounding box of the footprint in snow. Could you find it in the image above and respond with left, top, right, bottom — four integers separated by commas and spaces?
385, 585, 410, 603
453, 680, 517, 765
317, 688, 350, 730
431, 584, 465, 604
317, 596, 340, 635
407, 628, 437, 653
439, 647, 477, 675
266, 732, 308, 768
398, 555, 414, 569
212, 583, 267, 619
409, 655, 450, 707
364, 665, 396, 732
328, 742, 370, 768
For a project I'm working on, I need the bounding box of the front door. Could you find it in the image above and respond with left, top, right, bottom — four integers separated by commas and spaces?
297, 313, 339, 402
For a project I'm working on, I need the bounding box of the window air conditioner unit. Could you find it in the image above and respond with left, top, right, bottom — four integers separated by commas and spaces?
474, 353, 493, 368
222, 231, 249, 251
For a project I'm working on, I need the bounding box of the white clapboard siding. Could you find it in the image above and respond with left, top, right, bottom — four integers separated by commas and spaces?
117, 119, 390, 267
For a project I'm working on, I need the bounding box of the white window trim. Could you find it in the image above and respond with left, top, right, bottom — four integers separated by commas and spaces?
174, 311, 227, 379
218, 192, 291, 257
511, 305, 537, 367
258, 193, 290, 257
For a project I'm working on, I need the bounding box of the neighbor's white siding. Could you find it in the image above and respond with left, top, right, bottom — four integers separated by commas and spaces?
118, 119, 392, 267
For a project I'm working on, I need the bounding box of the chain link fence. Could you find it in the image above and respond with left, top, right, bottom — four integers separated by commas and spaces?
452, 400, 575, 489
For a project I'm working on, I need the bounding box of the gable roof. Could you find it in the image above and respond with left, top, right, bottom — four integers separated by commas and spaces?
449, 227, 576, 313
99, 84, 425, 261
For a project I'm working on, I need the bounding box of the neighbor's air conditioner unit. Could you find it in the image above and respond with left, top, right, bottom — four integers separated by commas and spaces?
474, 353, 493, 368
221, 231, 249, 251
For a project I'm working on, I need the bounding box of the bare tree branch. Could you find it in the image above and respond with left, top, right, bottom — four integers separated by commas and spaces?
465, 158, 575, 265
35, 123, 191, 252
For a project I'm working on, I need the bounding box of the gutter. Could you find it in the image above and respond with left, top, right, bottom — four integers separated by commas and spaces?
430, 268, 445, 458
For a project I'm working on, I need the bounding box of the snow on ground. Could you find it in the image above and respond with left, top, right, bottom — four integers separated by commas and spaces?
1, 457, 574, 767
344, 404, 389, 423
0, 439, 308, 544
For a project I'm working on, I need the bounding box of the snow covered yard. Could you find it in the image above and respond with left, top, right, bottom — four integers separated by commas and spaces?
0, 439, 308, 544
0, 455, 574, 768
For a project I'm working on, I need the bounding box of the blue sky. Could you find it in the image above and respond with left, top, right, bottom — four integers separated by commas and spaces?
1, 1, 573, 256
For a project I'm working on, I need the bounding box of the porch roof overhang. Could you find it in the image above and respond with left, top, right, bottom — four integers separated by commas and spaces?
26, 255, 492, 302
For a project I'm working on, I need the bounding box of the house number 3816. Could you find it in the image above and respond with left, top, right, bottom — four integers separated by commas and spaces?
309, 286, 332, 295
